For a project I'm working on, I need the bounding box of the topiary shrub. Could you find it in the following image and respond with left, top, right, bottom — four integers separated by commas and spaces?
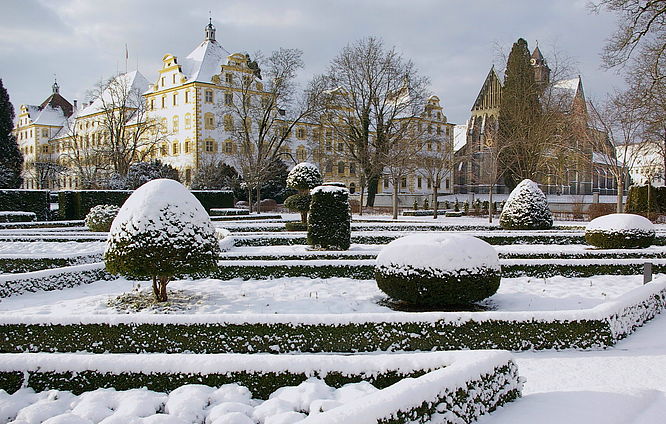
375, 234, 500, 307
499, 179, 553, 230
84, 204, 120, 232
285, 163, 323, 226
585, 213, 655, 249
285, 221, 308, 231
307, 186, 351, 250
104, 179, 220, 301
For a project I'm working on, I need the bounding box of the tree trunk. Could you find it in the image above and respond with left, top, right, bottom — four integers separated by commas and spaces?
256, 185, 261, 215
365, 175, 380, 207
392, 177, 399, 220
489, 183, 494, 224
433, 186, 439, 219
359, 184, 365, 216
248, 187, 254, 214
300, 211, 308, 225
616, 175, 623, 214
648, 180, 652, 221
153, 276, 170, 302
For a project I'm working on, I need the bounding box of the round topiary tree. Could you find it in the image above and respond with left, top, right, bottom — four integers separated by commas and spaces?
104, 179, 220, 301
307, 185, 351, 250
285, 163, 323, 227
586, 213, 655, 249
84, 204, 120, 232
499, 179, 553, 230
375, 234, 500, 307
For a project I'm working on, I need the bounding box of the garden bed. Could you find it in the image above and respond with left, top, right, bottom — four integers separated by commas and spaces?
1, 275, 664, 352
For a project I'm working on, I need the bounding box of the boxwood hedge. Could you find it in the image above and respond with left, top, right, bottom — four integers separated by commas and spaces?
0, 190, 50, 221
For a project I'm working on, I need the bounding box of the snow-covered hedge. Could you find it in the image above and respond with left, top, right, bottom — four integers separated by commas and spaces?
209, 208, 250, 216
586, 213, 655, 249
0, 263, 114, 298
84, 204, 119, 232
0, 211, 36, 223
375, 235, 501, 306
0, 190, 50, 221
4, 279, 666, 353
402, 209, 448, 216
499, 179, 553, 230
0, 254, 101, 274
308, 186, 351, 250
0, 351, 521, 424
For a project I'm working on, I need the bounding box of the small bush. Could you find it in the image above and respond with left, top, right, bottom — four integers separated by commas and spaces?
285, 193, 311, 224
286, 163, 323, 191
105, 179, 220, 301
587, 203, 616, 220
585, 213, 655, 249
84, 204, 120, 232
307, 186, 351, 250
500, 179, 553, 230
375, 234, 501, 306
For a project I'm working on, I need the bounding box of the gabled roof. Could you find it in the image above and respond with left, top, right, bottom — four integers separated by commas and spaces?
553, 76, 585, 108
79, 70, 150, 117
471, 66, 503, 112
39, 92, 73, 118
181, 38, 231, 84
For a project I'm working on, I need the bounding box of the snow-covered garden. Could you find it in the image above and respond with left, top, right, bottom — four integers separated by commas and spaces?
1, 178, 666, 423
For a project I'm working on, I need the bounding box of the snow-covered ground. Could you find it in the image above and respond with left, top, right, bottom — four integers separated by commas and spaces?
0, 275, 647, 316
479, 309, 666, 424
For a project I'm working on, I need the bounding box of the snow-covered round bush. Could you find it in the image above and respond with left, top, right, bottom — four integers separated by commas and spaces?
375, 234, 501, 306
104, 179, 220, 301
286, 162, 323, 191
84, 204, 120, 232
499, 179, 553, 230
307, 185, 351, 250
585, 213, 655, 249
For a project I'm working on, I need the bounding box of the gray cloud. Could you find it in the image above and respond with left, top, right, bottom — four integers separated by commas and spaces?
0, 0, 624, 124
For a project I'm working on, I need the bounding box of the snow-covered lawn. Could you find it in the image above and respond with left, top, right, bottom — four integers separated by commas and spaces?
0, 274, 647, 316
478, 309, 666, 424
0, 241, 104, 256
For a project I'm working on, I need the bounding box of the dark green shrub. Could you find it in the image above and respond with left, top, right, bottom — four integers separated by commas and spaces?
0, 211, 36, 222
284, 193, 311, 224
285, 221, 308, 231
0, 189, 50, 220
585, 213, 655, 249
307, 186, 351, 250
105, 180, 220, 301
625, 184, 666, 215
84, 204, 119, 232
375, 234, 500, 306
500, 179, 552, 230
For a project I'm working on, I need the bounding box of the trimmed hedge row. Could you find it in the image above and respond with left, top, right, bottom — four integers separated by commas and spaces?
0, 254, 101, 274
0, 263, 114, 298
222, 223, 584, 233
0, 212, 36, 222
0, 190, 50, 221
59, 190, 234, 220
0, 352, 521, 424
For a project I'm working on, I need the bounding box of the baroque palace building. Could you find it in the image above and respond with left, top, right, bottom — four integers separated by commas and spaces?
455, 46, 618, 196
15, 21, 455, 199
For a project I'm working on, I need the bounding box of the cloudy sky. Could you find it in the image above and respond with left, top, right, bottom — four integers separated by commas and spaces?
1, 0, 624, 125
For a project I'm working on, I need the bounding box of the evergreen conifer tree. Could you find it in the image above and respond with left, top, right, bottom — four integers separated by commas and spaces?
0, 79, 23, 188
498, 38, 542, 189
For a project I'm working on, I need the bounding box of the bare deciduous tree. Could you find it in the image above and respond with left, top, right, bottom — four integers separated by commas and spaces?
319, 37, 430, 207
417, 135, 457, 219
220, 49, 324, 213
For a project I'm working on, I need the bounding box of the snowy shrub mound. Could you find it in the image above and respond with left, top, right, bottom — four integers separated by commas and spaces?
104, 179, 220, 301
586, 213, 655, 249
307, 185, 351, 250
499, 179, 553, 230
375, 234, 501, 306
84, 204, 120, 232
286, 162, 323, 228
286, 162, 323, 191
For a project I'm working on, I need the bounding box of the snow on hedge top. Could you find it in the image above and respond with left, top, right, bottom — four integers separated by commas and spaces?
109, 179, 214, 239
311, 185, 349, 196
376, 234, 499, 272
587, 213, 655, 233
499, 179, 553, 230
287, 162, 323, 190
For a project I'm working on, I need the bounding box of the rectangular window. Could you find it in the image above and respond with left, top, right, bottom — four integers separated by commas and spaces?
173, 94, 177, 106
161, 97, 165, 108
205, 90, 214, 103
172, 142, 179, 155
401, 177, 407, 188
42, 129, 48, 137
225, 142, 232, 154
337, 142, 344, 152
160, 144, 167, 156
161, 77, 165, 87
350, 162, 356, 175
445, 178, 450, 189
225, 93, 233, 105
325, 142, 332, 152
225, 73, 233, 84
185, 91, 189, 103
42, 145, 49, 153
417, 177, 422, 188
205, 140, 214, 152
384, 178, 389, 188
184, 141, 190, 153
427, 178, 432, 189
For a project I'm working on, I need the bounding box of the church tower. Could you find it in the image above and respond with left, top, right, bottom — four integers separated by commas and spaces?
530, 45, 551, 87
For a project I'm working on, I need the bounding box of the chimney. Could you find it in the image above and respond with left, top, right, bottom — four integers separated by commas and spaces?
73, 99, 78, 109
